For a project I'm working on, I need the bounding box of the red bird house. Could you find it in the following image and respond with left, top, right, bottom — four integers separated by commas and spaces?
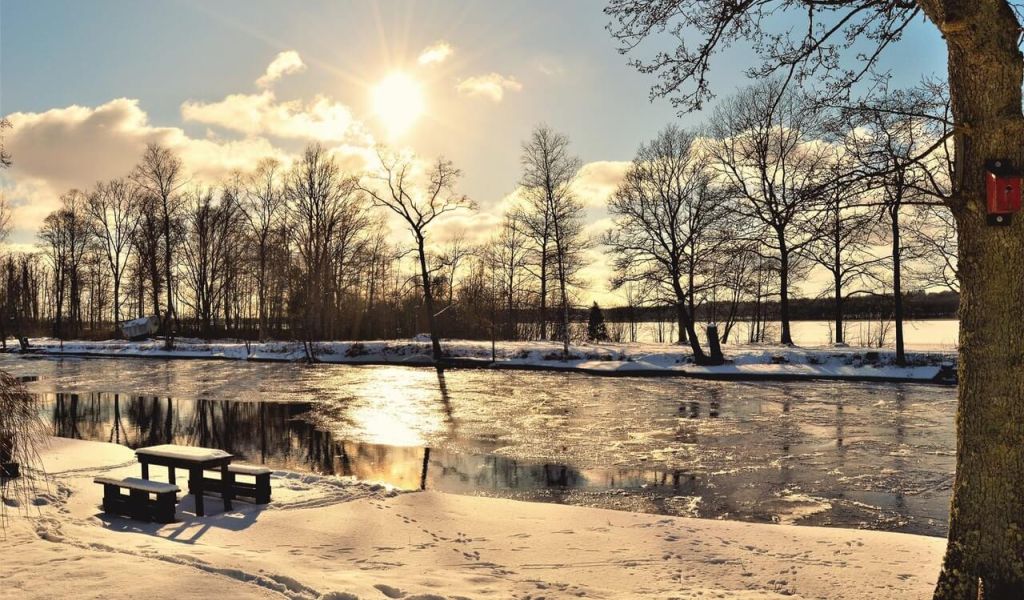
985, 160, 1022, 225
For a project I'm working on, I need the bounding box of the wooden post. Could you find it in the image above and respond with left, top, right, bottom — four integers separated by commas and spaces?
221, 463, 233, 511
191, 467, 204, 516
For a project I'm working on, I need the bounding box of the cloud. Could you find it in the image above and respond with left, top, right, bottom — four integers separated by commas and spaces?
456, 73, 522, 102
182, 91, 373, 143
417, 41, 453, 66
256, 50, 306, 88
176, 135, 290, 183
3, 98, 177, 192
1, 98, 291, 245
571, 161, 630, 208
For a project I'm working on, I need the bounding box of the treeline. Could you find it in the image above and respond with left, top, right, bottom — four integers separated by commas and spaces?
5, 80, 959, 364
601, 291, 959, 323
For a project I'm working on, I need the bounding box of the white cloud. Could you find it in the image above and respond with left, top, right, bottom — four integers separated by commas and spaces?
417, 41, 453, 66
571, 161, 630, 209
181, 91, 373, 144
1, 98, 293, 245
456, 73, 522, 102
3, 99, 177, 193
256, 50, 306, 88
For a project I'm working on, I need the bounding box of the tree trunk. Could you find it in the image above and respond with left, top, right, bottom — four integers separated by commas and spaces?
113, 274, 121, 330
834, 271, 844, 345
553, 237, 571, 358
891, 206, 906, 365
539, 245, 548, 340
926, 2, 1024, 597
162, 204, 175, 350
136, 275, 144, 320
257, 248, 267, 342
778, 237, 793, 345
417, 236, 443, 362
507, 271, 516, 340
672, 274, 715, 364
834, 210, 845, 345
682, 262, 696, 343
674, 300, 707, 363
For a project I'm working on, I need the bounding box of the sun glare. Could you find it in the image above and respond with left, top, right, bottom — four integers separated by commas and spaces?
372, 72, 425, 137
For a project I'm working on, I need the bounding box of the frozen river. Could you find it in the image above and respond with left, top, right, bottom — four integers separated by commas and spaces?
1, 354, 957, 537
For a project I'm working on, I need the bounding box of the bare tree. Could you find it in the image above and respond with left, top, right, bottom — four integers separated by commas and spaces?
86, 178, 142, 327
359, 149, 475, 362
519, 125, 588, 357
240, 159, 287, 341
180, 187, 241, 338
437, 232, 472, 309
40, 192, 92, 339
487, 215, 531, 339
709, 235, 760, 344
131, 194, 165, 321
842, 99, 946, 364
287, 144, 368, 357
132, 144, 185, 348
710, 80, 830, 345
517, 126, 577, 341
908, 203, 959, 292
606, 125, 726, 364
805, 159, 885, 345
606, 1, 1024, 594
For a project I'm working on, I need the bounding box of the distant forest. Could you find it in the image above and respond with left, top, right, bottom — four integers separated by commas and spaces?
599, 290, 959, 323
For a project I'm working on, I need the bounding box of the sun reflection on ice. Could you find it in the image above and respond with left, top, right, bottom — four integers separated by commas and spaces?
343, 366, 450, 447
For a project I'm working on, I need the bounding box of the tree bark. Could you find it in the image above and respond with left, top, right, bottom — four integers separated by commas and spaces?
891, 204, 906, 365
833, 209, 845, 345
923, 1, 1024, 597
539, 245, 548, 340
671, 275, 714, 364
417, 236, 444, 363
112, 273, 121, 329
257, 248, 267, 341
833, 273, 844, 345
162, 203, 175, 350
778, 236, 793, 345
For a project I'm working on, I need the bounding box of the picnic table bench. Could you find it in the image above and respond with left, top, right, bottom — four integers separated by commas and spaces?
94, 476, 179, 523
189, 463, 273, 504
136, 445, 234, 517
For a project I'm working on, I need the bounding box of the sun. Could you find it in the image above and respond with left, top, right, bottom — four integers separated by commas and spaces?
372, 72, 425, 137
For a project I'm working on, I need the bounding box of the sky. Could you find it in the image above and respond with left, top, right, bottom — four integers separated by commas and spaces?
0, 0, 948, 304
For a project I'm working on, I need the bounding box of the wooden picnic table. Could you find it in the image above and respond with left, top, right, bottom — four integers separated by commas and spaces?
135, 444, 234, 517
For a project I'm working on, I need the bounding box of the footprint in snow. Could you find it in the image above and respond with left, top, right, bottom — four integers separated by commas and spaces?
374, 583, 406, 598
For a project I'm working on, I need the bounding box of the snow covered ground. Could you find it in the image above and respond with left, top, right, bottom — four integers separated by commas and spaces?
15, 337, 957, 383
1, 437, 945, 599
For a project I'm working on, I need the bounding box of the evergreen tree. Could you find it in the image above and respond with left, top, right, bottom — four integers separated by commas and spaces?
587, 301, 608, 342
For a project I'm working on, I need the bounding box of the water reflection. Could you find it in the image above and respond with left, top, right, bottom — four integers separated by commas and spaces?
7, 355, 957, 537
46, 391, 596, 492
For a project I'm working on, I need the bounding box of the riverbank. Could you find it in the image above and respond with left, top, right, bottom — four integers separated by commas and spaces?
1, 437, 945, 599
12, 337, 957, 384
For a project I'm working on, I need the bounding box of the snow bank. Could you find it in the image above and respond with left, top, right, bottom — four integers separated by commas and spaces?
0, 437, 945, 599
14, 337, 956, 383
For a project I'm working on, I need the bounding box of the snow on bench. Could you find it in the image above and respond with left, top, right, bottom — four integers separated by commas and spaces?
227, 463, 272, 476
135, 445, 231, 462
94, 476, 180, 494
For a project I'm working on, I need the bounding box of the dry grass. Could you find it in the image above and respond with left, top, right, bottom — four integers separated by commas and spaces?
0, 370, 47, 529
